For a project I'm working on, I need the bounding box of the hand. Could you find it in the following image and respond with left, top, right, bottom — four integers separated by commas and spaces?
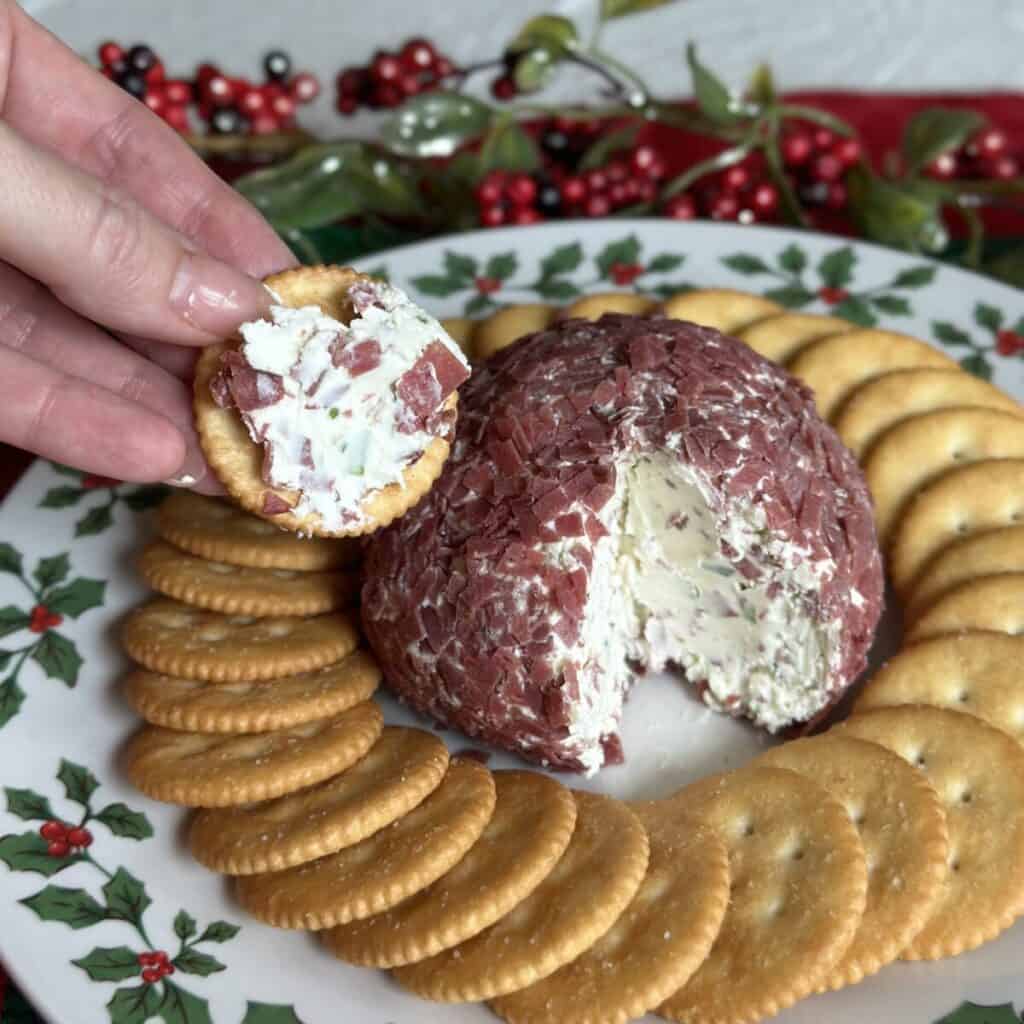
0, 2, 297, 493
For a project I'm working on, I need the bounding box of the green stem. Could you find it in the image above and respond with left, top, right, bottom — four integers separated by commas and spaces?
588, 46, 653, 106
82, 851, 113, 881
960, 205, 985, 268
9, 647, 32, 681
763, 112, 809, 227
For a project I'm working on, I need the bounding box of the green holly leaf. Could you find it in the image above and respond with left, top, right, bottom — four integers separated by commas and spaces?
722, 253, 770, 275
595, 235, 642, 278
764, 285, 814, 308
34, 553, 70, 590
932, 321, 974, 347
485, 252, 518, 281
0, 606, 29, 638
649, 281, 696, 300
0, 543, 23, 576
380, 92, 493, 159
43, 577, 106, 618
48, 462, 82, 478
95, 802, 154, 841
174, 910, 198, 942
686, 43, 743, 126
75, 503, 114, 537
152, 980, 214, 1024
121, 486, 169, 512
172, 948, 225, 977
40, 486, 85, 509
935, 1001, 1021, 1024
871, 294, 912, 316
890, 264, 937, 289
0, 650, 13, 672
444, 253, 479, 284
107, 984, 162, 1024
4, 787, 55, 821
646, 253, 685, 273
0, 832, 79, 876
58, 759, 99, 806
579, 124, 641, 172
816, 246, 857, 288
24, 886, 108, 929
477, 120, 541, 174
241, 1003, 308, 1024
535, 278, 581, 301
974, 302, 1004, 333
510, 13, 578, 54
197, 920, 241, 943
538, 242, 583, 279
33, 632, 83, 687
103, 868, 151, 926
777, 244, 807, 275
464, 292, 495, 317
832, 295, 878, 327
512, 45, 558, 94
846, 166, 948, 254
0, 677, 25, 728
960, 352, 993, 381
73, 945, 140, 982
410, 274, 465, 298
902, 108, 987, 174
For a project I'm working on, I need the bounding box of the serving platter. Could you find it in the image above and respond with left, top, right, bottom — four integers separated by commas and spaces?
1, 219, 1022, 1024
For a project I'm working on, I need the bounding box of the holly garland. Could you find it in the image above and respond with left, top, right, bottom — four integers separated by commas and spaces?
0, 763, 305, 1024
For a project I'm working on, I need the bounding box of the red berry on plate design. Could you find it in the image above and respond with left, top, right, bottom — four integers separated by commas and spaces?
141, 967, 162, 985
610, 262, 644, 286
29, 605, 63, 634
67, 827, 93, 849
39, 820, 67, 842
818, 286, 850, 305
475, 276, 501, 295
46, 840, 70, 858
997, 330, 1024, 356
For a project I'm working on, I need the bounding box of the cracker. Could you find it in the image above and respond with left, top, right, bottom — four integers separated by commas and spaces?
157, 492, 359, 570
440, 317, 478, 358
123, 649, 381, 734
905, 574, 1024, 644
322, 770, 577, 968
758, 734, 948, 989
833, 368, 1022, 459
137, 540, 358, 617
855, 633, 1024, 743
490, 806, 729, 1024
234, 757, 496, 930
863, 408, 1024, 543
189, 726, 447, 874
658, 764, 867, 1024
393, 791, 649, 1003
904, 525, 1024, 621
735, 312, 851, 364
659, 288, 782, 333
123, 701, 382, 808
889, 459, 1024, 596
839, 705, 1024, 958
786, 328, 956, 420
561, 293, 655, 322
120, 598, 358, 682
475, 304, 557, 361
195, 265, 458, 537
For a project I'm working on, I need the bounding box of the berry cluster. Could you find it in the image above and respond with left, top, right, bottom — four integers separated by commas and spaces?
39, 819, 92, 858
997, 329, 1024, 356
98, 42, 320, 136
335, 38, 456, 114
924, 127, 1019, 182
138, 951, 175, 985
28, 604, 62, 634
661, 158, 782, 224
781, 126, 863, 211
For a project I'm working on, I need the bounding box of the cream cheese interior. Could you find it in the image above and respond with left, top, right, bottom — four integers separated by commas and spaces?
546, 452, 839, 773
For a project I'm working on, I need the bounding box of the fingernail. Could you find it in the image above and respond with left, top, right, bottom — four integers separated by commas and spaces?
169, 252, 272, 338
163, 444, 214, 490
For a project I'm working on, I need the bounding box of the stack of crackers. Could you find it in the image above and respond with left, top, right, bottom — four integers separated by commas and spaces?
112, 288, 1024, 1024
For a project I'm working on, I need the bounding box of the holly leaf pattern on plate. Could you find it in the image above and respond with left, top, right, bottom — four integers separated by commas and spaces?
75, 504, 114, 537
197, 920, 241, 943
103, 867, 152, 926
595, 235, 642, 278
241, 1003, 308, 1024
33, 554, 70, 590
0, 678, 25, 728
172, 948, 226, 977
94, 802, 154, 841
39, 486, 86, 509
32, 632, 83, 686
817, 246, 857, 289
935, 1002, 1022, 1024
0, 832, 80, 877
152, 980, 214, 1024
4, 786, 55, 822
22, 885, 108, 930
107, 983, 163, 1024
57, 759, 99, 806
174, 910, 198, 942
45, 577, 106, 619
0, 542, 23, 577
73, 945, 141, 982
0, 606, 29, 638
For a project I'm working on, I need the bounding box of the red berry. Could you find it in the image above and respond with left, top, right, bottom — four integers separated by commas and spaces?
162, 105, 190, 133
271, 94, 296, 119
476, 172, 506, 206
141, 968, 161, 985
337, 68, 366, 97
924, 152, 959, 180
505, 174, 537, 207
630, 145, 659, 176
584, 194, 611, 218
239, 87, 267, 116
336, 96, 358, 116
986, 155, 1020, 180
475, 276, 501, 294
781, 130, 813, 167
973, 128, 1008, 158
204, 74, 234, 107
81, 473, 118, 489
825, 182, 848, 210
145, 60, 165, 86
138, 952, 155, 966
997, 329, 1024, 356
621, 178, 641, 202
608, 182, 631, 207
67, 827, 93, 849
400, 38, 436, 72
513, 207, 543, 225
636, 179, 657, 203
818, 286, 849, 305
832, 137, 862, 167
375, 84, 403, 109
433, 57, 455, 78
721, 164, 751, 193
584, 169, 608, 194
144, 91, 167, 116
29, 605, 62, 634
606, 159, 629, 184
750, 182, 779, 217
98, 42, 124, 68
154, 951, 170, 966
480, 204, 506, 228
39, 821, 67, 841
664, 193, 697, 220
560, 176, 587, 204
610, 262, 644, 286
161, 964, 175, 976
810, 152, 844, 184
710, 192, 741, 220
47, 840, 70, 858
812, 127, 835, 151
163, 79, 192, 105
645, 157, 667, 181
398, 74, 421, 97
371, 52, 403, 83
251, 113, 282, 135
491, 75, 516, 101
289, 72, 320, 103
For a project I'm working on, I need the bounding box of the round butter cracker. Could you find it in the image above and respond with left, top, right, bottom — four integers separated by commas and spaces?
906, 573, 1024, 644
561, 293, 656, 322
475, 304, 557, 361
735, 312, 851, 364
659, 288, 783, 333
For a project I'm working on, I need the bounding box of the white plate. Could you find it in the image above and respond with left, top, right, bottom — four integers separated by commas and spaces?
1, 220, 1022, 1024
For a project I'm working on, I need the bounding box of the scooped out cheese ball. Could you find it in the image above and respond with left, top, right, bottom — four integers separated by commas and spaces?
363, 313, 884, 774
